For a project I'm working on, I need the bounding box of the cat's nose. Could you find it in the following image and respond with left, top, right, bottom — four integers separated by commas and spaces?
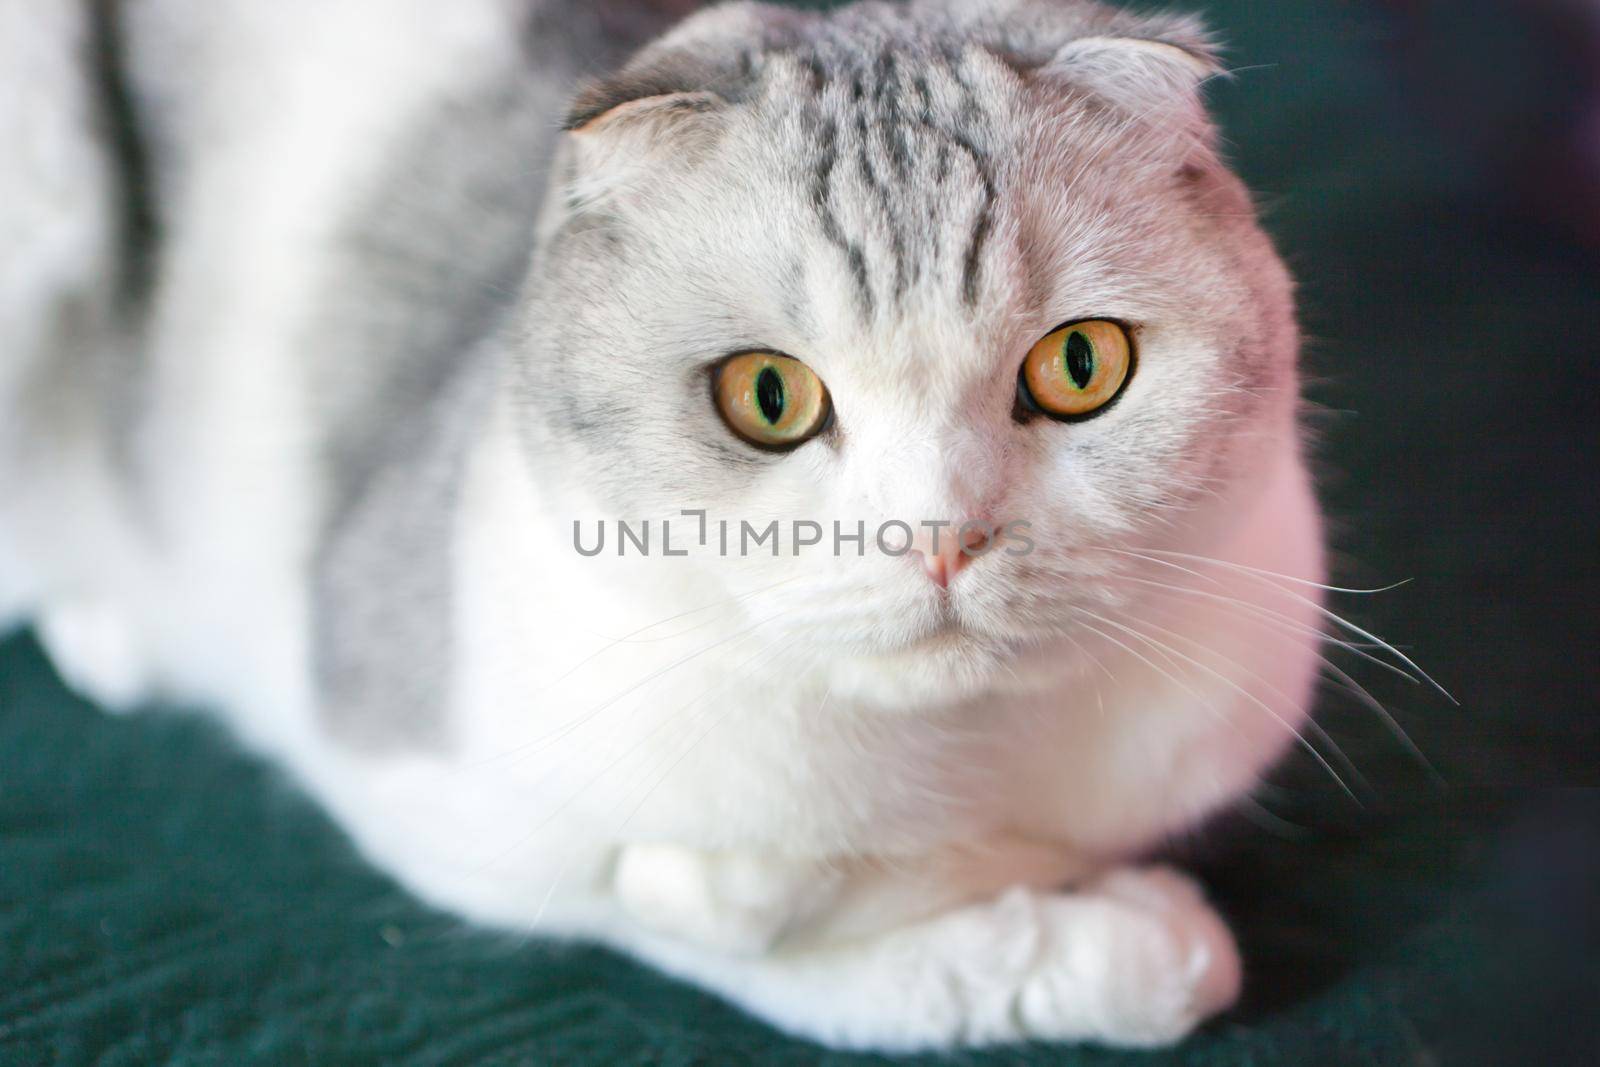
910, 523, 994, 589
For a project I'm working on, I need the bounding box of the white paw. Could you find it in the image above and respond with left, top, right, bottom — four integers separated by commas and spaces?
614, 843, 837, 957
615, 860, 1238, 1051
1019, 866, 1241, 1046
36, 601, 150, 712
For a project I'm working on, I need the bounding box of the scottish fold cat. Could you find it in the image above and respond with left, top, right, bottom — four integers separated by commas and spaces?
1, 0, 1333, 1049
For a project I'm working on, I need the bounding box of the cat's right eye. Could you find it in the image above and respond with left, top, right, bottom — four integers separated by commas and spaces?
713, 352, 832, 451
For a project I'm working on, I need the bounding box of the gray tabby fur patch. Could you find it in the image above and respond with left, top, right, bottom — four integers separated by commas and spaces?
305, 1, 696, 749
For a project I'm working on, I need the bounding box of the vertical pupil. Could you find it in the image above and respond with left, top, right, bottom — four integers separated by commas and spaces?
1064, 331, 1095, 390
755, 366, 786, 424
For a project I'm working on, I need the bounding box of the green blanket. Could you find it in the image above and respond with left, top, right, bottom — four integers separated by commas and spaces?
4, 1, 1597, 1063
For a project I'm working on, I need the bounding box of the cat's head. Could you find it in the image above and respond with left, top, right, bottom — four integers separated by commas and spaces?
511, 0, 1299, 709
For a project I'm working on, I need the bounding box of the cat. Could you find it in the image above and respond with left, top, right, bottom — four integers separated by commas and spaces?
0, 0, 1325, 1050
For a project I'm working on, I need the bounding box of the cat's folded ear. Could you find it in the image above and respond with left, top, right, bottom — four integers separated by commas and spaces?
563, 84, 729, 174
958, 2, 1221, 123
552, 3, 810, 216
561, 3, 809, 142
1054, 31, 1217, 96
564, 63, 730, 139
552, 85, 723, 228
1044, 23, 1221, 119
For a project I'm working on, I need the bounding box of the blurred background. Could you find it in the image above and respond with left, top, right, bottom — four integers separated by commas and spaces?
2, 1, 1597, 1064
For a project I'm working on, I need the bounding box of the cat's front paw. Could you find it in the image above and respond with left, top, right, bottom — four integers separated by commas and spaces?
1019, 865, 1241, 1047
613, 856, 1239, 1050
36, 600, 150, 712
613, 843, 840, 957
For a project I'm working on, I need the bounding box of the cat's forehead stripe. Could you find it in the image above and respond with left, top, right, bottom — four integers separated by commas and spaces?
789, 43, 1002, 322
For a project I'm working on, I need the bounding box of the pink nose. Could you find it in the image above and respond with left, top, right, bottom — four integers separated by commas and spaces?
911, 523, 995, 589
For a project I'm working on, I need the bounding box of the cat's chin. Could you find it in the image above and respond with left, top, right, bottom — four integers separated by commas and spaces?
828, 627, 1067, 712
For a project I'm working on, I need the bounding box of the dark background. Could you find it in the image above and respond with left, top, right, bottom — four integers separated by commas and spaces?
3, 1, 1598, 1063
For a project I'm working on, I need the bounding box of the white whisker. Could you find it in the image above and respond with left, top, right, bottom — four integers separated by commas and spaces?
1079, 607, 1362, 802
1115, 546, 1411, 596
1163, 555, 1455, 704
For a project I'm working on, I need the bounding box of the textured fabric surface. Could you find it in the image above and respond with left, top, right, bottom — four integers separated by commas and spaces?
3, 1, 1598, 1064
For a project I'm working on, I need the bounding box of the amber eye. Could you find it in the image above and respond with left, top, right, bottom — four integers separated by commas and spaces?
714, 352, 831, 450
1019, 319, 1133, 420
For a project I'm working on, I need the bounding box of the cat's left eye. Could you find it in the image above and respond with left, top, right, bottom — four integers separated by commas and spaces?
713, 352, 831, 450
1018, 319, 1133, 420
